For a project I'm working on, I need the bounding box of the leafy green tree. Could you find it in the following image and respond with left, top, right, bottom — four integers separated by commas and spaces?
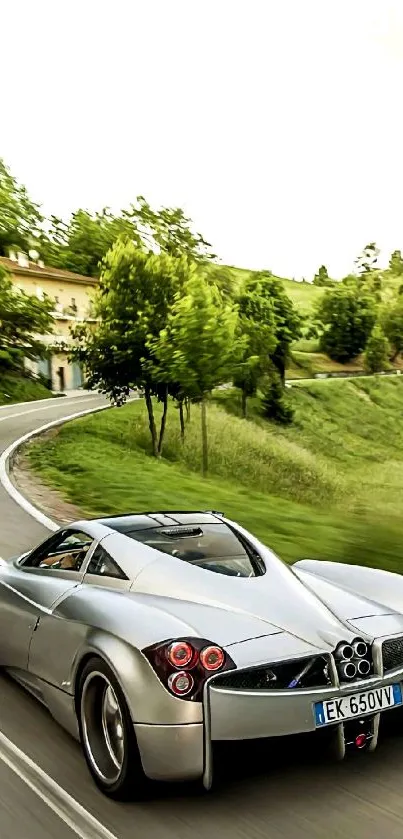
0, 262, 54, 370
205, 264, 238, 297
382, 298, 403, 360
149, 275, 240, 475
363, 325, 390, 373
42, 198, 215, 277
258, 273, 302, 383
389, 249, 403, 276
316, 283, 377, 362
40, 209, 140, 277
126, 197, 215, 262
313, 265, 331, 287
260, 373, 294, 424
71, 241, 193, 455
233, 274, 278, 417
355, 242, 380, 275
0, 158, 43, 257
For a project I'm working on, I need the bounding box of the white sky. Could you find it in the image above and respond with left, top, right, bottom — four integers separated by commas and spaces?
1, 0, 403, 279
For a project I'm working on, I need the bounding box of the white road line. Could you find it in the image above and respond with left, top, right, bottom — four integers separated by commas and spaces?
0, 403, 113, 530
0, 730, 120, 839
0, 397, 138, 530
0, 393, 101, 412
0, 395, 104, 424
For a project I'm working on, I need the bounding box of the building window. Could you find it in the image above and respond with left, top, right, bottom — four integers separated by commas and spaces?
71, 297, 77, 313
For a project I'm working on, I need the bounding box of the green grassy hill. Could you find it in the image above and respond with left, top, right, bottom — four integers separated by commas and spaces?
222, 264, 325, 315
27, 377, 403, 573
223, 264, 402, 314
220, 264, 403, 378
0, 372, 53, 405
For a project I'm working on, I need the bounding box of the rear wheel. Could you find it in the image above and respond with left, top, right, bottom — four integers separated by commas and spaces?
77, 656, 149, 800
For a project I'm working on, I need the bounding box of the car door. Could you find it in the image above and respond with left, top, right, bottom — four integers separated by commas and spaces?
0, 528, 95, 671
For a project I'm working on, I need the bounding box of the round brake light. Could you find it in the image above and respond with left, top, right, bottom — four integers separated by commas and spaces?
168, 671, 194, 696
167, 641, 195, 669
200, 645, 225, 671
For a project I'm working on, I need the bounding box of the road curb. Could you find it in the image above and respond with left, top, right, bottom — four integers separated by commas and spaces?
0, 404, 114, 532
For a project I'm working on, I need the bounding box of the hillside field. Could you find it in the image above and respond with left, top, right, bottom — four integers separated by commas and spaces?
27, 377, 403, 573
0, 372, 53, 405
222, 265, 403, 379
222, 265, 324, 315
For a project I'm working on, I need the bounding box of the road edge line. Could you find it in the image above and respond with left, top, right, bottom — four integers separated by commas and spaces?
0, 404, 113, 532
0, 730, 120, 839
0, 392, 103, 412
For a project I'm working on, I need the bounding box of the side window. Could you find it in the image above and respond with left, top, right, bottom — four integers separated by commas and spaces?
86, 545, 127, 580
23, 530, 93, 573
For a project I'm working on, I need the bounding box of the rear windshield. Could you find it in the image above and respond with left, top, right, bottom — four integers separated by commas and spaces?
124, 523, 264, 577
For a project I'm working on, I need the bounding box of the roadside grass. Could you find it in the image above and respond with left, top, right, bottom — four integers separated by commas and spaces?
27, 376, 403, 573
0, 372, 53, 405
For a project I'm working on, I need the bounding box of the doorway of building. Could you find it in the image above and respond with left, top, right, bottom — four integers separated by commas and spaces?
71, 362, 83, 389
57, 367, 65, 392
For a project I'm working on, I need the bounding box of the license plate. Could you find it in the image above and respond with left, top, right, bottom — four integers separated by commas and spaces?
314, 683, 402, 726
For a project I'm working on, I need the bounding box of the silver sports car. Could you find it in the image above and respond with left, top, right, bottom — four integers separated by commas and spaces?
1, 510, 403, 800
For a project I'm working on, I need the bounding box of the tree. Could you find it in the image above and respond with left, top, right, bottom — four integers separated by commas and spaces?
71, 242, 193, 456
382, 298, 403, 360
40, 209, 140, 277
0, 262, 54, 370
355, 242, 380, 275
313, 265, 331, 287
149, 275, 240, 475
257, 273, 302, 383
260, 373, 294, 425
205, 264, 238, 297
363, 325, 390, 373
126, 197, 216, 263
41, 198, 215, 277
0, 158, 43, 257
233, 274, 278, 417
316, 283, 377, 362
389, 249, 403, 276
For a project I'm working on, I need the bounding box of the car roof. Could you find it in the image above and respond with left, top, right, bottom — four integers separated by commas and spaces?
93, 511, 224, 534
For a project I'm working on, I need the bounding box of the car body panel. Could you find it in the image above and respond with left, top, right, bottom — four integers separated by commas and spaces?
2, 515, 403, 785
132, 550, 357, 653
294, 559, 403, 615
0, 562, 82, 669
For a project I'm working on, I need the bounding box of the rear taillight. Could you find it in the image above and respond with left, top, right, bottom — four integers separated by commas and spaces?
168, 671, 194, 696
143, 637, 236, 701
200, 645, 225, 671
167, 640, 196, 669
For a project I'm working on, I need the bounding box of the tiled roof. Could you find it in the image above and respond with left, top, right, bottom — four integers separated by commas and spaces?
0, 256, 96, 284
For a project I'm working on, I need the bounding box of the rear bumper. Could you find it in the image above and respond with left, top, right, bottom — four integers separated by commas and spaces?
135, 668, 403, 784
209, 684, 334, 740
208, 674, 403, 741
135, 722, 204, 782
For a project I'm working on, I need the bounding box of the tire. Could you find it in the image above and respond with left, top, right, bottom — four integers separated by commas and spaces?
77, 656, 149, 801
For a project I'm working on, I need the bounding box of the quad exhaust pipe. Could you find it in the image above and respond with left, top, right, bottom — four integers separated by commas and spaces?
338, 657, 370, 680
357, 658, 370, 676
334, 644, 354, 661
339, 660, 357, 680
353, 640, 368, 659
334, 639, 371, 681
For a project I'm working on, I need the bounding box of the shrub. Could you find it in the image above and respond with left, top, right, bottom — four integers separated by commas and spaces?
260, 375, 294, 425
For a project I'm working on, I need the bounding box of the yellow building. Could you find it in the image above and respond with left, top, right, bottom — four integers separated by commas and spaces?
1, 253, 97, 392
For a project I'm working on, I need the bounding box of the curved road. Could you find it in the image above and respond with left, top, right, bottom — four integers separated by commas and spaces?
1, 394, 403, 838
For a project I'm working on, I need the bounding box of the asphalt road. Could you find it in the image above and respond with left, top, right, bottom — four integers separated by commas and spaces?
1, 393, 403, 838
